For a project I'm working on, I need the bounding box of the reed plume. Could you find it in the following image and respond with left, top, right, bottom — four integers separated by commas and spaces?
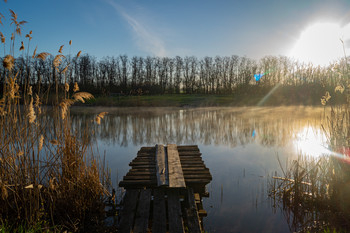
95, 112, 108, 125
32, 46, 37, 58
65, 82, 69, 92
60, 98, 75, 119
19, 41, 24, 51
53, 54, 65, 68
0, 32, 5, 43
27, 97, 36, 123
28, 85, 32, 95
3, 54, 14, 70
0, 12, 4, 25
58, 45, 64, 53
73, 82, 79, 92
36, 52, 50, 61
72, 92, 94, 103
34, 94, 41, 114
38, 135, 44, 152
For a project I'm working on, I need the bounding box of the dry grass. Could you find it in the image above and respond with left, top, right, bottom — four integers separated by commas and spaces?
0, 7, 112, 232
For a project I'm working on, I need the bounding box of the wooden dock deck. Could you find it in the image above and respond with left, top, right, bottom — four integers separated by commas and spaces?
118, 144, 212, 233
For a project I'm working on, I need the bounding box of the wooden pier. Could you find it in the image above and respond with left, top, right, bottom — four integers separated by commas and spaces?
118, 144, 212, 233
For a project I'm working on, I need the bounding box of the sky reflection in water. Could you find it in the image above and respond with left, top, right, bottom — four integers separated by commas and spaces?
71, 106, 328, 233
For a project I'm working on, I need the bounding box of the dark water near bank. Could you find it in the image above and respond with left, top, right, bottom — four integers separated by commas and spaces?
71, 106, 328, 233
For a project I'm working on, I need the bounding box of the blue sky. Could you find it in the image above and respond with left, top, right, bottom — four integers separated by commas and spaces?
1, 0, 350, 63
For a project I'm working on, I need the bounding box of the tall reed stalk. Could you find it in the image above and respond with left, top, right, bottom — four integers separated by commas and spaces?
0, 4, 111, 232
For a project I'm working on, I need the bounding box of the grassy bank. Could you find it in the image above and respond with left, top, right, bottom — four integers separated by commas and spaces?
86, 84, 345, 107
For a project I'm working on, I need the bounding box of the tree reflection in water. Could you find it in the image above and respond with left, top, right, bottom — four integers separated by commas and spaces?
70, 106, 326, 148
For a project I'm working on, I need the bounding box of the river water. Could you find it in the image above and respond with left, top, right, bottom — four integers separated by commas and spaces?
71, 106, 329, 233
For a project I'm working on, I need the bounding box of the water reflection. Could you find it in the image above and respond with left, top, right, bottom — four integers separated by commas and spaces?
71, 106, 326, 148
69, 106, 328, 233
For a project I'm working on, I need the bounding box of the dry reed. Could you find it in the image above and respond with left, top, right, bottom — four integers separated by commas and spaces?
270, 41, 350, 232
0, 7, 111, 232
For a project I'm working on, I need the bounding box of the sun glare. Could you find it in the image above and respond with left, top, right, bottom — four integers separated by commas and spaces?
289, 22, 350, 67
293, 126, 330, 158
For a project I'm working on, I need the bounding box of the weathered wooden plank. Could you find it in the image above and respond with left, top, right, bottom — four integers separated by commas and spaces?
182, 167, 209, 171
119, 180, 157, 187
125, 175, 210, 180
128, 168, 209, 172
118, 189, 139, 233
177, 145, 198, 149
129, 165, 155, 169
127, 171, 211, 177
198, 209, 207, 217
133, 189, 152, 233
152, 189, 167, 233
156, 144, 169, 186
139, 146, 156, 150
136, 154, 153, 157
180, 164, 206, 168
132, 158, 154, 162
129, 168, 156, 173
167, 144, 186, 188
138, 150, 155, 154
179, 156, 203, 160
167, 189, 184, 233
129, 162, 156, 166
180, 161, 204, 165
124, 177, 211, 184
185, 179, 212, 183
185, 188, 202, 233
194, 193, 200, 203
178, 152, 202, 156
123, 175, 156, 180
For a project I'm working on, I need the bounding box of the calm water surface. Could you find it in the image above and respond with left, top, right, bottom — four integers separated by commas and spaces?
71, 106, 328, 233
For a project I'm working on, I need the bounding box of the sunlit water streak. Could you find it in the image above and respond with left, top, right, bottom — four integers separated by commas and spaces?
293, 126, 330, 158
293, 125, 350, 164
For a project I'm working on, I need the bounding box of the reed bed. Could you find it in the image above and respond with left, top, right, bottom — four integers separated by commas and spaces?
270, 155, 350, 232
0, 6, 111, 232
269, 43, 350, 232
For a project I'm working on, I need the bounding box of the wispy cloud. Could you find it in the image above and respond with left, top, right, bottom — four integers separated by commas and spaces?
108, 1, 166, 57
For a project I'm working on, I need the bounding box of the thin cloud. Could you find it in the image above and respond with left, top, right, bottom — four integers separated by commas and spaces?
108, 1, 166, 57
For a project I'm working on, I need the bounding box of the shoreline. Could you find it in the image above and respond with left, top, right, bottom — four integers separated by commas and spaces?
83, 93, 328, 108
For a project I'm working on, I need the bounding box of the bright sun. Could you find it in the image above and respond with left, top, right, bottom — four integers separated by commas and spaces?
289, 22, 350, 67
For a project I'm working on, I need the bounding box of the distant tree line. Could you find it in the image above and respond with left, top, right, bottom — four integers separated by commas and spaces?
0, 53, 347, 97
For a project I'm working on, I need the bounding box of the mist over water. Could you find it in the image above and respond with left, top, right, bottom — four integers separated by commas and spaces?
71, 106, 327, 233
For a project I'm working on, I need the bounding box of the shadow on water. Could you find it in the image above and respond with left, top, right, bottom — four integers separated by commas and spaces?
69, 106, 328, 233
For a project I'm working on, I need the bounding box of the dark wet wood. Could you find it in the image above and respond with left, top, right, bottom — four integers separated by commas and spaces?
133, 189, 152, 233
156, 144, 168, 186
167, 189, 185, 233
185, 188, 201, 233
118, 145, 211, 232
118, 189, 139, 233
152, 189, 167, 233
